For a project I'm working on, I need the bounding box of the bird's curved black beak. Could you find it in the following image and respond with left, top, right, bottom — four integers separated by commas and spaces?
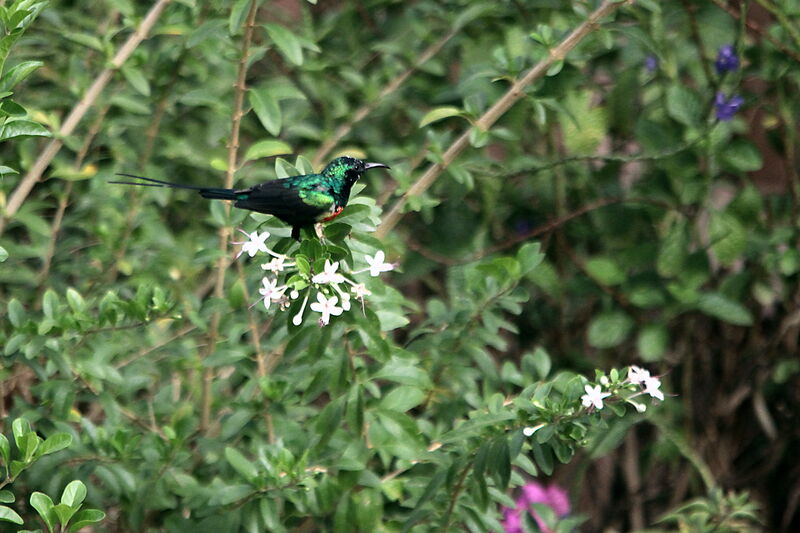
364, 162, 390, 171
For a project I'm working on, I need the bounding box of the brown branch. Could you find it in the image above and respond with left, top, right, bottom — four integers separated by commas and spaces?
710, 0, 800, 64
234, 260, 265, 376
375, 0, 630, 238
0, 0, 173, 236
753, 0, 800, 51
311, 28, 457, 167
201, 0, 260, 434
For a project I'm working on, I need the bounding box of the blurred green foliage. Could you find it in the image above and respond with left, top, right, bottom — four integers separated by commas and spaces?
1, 0, 799, 531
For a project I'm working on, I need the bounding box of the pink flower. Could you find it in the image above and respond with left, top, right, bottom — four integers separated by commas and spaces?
500, 481, 570, 533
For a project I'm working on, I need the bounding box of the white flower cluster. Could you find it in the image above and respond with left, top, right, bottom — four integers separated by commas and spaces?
521, 366, 665, 438
580, 365, 664, 412
233, 230, 395, 327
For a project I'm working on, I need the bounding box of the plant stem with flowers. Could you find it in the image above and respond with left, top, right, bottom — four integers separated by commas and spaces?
233, 229, 396, 327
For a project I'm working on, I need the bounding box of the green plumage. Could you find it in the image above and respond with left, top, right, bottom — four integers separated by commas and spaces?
112, 156, 390, 240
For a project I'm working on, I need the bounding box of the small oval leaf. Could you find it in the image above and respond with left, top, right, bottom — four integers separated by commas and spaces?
419, 106, 464, 128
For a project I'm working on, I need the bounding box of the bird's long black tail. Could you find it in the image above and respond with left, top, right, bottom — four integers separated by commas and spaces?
110, 173, 238, 200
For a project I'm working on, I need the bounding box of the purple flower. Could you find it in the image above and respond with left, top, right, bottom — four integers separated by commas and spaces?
714, 44, 739, 74
500, 482, 571, 533
715, 91, 744, 121
644, 55, 658, 73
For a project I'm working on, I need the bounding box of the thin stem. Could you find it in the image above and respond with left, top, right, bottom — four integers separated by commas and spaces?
37, 102, 111, 289
680, 0, 713, 84
106, 48, 188, 283
376, 0, 629, 238
442, 462, 472, 532
201, 0, 260, 434
405, 196, 682, 266
0, 0, 173, 235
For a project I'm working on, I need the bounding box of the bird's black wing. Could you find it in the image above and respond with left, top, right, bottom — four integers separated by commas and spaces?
234, 177, 334, 226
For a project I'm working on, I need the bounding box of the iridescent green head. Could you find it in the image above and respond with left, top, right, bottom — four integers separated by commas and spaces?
321, 156, 390, 185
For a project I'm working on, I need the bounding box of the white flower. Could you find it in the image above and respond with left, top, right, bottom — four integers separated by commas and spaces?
290, 290, 299, 299
292, 291, 310, 326
339, 291, 351, 311
262, 256, 287, 273
310, 293, 343, 326
351, 283, 370, 300
364, 250, 394, 277
237, 230, 270, 259
628, 365, 651, 385
633, 402, 647, 413
599, 375, 609, 386
643, 376, 664, 401
258, 277, 286, 310
312, 259, 345, 285
522, 423, 546, 437
581, 384, 611, 410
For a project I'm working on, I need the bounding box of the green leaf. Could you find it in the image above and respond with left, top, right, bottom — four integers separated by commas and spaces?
225, 447, 258, 483
585, 257, 626, 286
517, 242, 544, 275
53, 503, 78, 528
0, 491, 13, 504
18, 433, 40, 461
559, 91, 607, 154
63, 31, 103, 52
67, 509, 105, 532
12, 418, 32, 449
0, 505, 23, 525
229, 0, 252, 35
530, 347, 551, 379
42, 289, 59, 319
244, 139, 291, 162
264, 23, 303, 65
666, 85, 701, 126
372, 357, 432, 388
0, 119, 50, 141
710, 211, 746, 266
657, 222, 688, 278
696, 293, 753, 326
379, 386, 425, 412
60, 480, 86, 508
0, 99, 26, 116
722, 139, 762, 172
0, 166, 18, 175
121, 65, 151, 96
7, 298, 25, 327
249, 88, 282, 136
587, 311, 634, 348
418, 106, 463, 128
489, 438, 511, 489
637, 323, 668, 362
65, 288, 86, 314
38, 433, 72, 457
30, 492, 56, 533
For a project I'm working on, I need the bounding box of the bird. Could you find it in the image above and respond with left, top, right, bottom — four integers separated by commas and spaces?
111, 156, 390, 240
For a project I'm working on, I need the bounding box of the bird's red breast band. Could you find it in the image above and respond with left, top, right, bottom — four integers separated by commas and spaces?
322, 206, 344, 222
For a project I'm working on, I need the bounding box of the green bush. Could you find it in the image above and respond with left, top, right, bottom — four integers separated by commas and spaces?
1, 0, 798, 531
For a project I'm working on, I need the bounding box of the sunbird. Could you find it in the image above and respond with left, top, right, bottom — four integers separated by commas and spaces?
112, 156, 390, 240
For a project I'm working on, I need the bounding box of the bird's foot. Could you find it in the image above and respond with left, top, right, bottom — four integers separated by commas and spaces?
314, 223, 325, 240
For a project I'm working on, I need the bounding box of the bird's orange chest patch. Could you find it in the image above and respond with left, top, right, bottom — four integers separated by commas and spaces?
321, 206, 344, 222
